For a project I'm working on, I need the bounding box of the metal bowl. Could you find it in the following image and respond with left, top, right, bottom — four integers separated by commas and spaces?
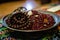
2, 10, 60, 32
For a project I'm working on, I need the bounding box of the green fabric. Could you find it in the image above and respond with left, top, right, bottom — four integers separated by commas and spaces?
0, 27, 7, 31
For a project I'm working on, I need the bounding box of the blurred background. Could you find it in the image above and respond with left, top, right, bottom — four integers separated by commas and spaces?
0, 0, 60, 3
